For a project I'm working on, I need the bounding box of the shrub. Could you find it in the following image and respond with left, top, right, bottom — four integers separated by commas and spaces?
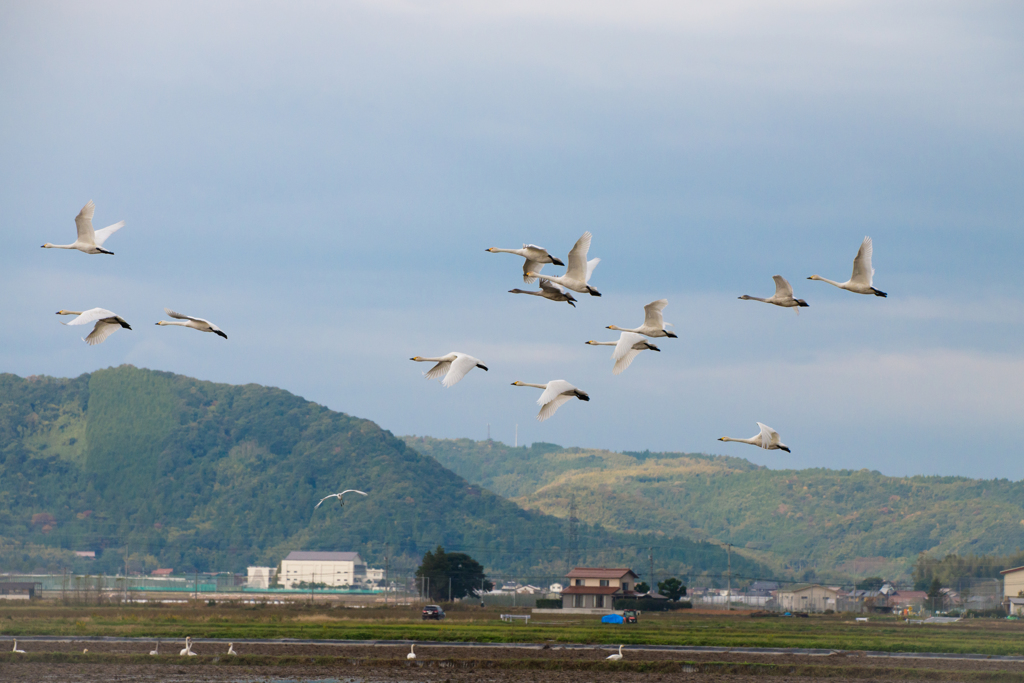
535, 598, 562, 609
614, 598, 692, 612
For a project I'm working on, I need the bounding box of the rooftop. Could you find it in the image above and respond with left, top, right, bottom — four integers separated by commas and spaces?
565, 567, 638, 580
284, 551, 363, 562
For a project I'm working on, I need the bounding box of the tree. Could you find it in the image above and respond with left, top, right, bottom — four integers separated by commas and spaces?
927, 577, 942, 611
658, 577, 686, 601
856, 576, 885, 591
415, 546, 493, 602
635, 581, 650, 594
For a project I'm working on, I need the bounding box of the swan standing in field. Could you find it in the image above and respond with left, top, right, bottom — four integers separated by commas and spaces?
227, 643, 237, 655
508, 280, 577, 307
808, 236, 887, 297
57, 308, 132, 345
42, 200, 124, 255
586, 332, 660, 375
607, 299, 677, 338
12, 640, 25, 653
511, 380, 589, 422
407, 643, 417, 660
155, 309, 227, 339
606, 644, 623, 660
718, 423, 791, 453
486, 244, 564, 284
179, 637, 195, 656
149, 641, 160, 655
315, 489, 368, 509
739, 276, 809, 312
527, 231, 601, 296
410, 353, 489, 387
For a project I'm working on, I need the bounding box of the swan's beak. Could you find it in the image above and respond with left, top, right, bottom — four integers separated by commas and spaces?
526, 272, 538, 277
510, 381, 520, 385
605, 325, 612, 329
717, 437, 726, 441
485, 248, 493, 252
585, 341, 595, 345
410, 357, 420, 361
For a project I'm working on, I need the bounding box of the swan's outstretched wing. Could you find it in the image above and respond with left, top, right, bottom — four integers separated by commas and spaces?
772, 275, 794, 299
612, 332, 646, 361
63, 308, 117, 326
442, 354, 482, 387
522, 260, 544, 284
537, 379, 573, 407
564, 232, 592, 280
537, 393, 573, 421
93, 221, 125, 246
340, 490, 368, 497
756, 422, 780, 449
314, 494, 338, 509
612, 349, 642, 375
74, 201, 96, 243
585, 258, 600, 282
84, 320, 120, 346
424, 361, 452, 381
850, 237, 874, 287
643, 299, 668, 328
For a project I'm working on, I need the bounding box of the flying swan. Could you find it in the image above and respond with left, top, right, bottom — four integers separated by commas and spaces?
808, 236, 887, 297
508, 280, 577, 307
410, 353, 488, 387
486, 244, 564, 284
57, 308, 132, 345
527, 231, 601, 296
718, 422, 790, 452
606, 644, 623, 660
511, 380, 589, 422
607, 299, 677, 338
315, 489, 368, 509
586, 332, 660, 375
739, 275, 809, 312
42, 200, 125, 255
155, 309, 227, 338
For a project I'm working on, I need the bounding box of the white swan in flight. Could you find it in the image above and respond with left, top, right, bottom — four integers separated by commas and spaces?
179, 637, 195, 656
315, 489, 368, 509
42, 200, 124, 255
511, 380, 589, 422
739, 276, 809, 312
407, 644, 417, 660
57, 309, 132, 345
149, 641, 160, 656
486, 244, 564, 284
606, 644, 623, 660
808, 237, 887, 297
155, 309, 227, 338
607, 299, 677, 338
586, 332, 660, 375
410, 353, 488, 387
527, 232, 601, 296
508, 280, 577, 307
718, 422, 790, 452
12, 640, 25, 654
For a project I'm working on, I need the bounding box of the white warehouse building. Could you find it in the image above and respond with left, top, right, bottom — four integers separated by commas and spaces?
280, 551, 367, 589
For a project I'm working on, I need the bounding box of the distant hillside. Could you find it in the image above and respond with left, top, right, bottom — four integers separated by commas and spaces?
402, 436, 1024, 580
0, 367, 762, 582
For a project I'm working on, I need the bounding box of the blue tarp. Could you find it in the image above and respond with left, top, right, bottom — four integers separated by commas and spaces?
601, 614, 624, 624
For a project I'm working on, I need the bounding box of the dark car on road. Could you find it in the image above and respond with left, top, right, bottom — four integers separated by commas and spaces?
422, 604, 446, 620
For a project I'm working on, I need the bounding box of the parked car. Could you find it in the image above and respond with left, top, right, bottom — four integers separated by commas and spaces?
422, 604, 446, 620
623, 609, 639, 624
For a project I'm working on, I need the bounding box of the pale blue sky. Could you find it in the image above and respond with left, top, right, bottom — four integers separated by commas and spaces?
1, 1, 1022, 478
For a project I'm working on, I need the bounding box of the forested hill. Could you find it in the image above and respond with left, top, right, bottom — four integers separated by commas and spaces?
402, 436, 1024, 581
0, 367, 762, 581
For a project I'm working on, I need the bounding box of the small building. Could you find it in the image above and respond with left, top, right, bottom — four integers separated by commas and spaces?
774, 584, 840, 613
247, 566, 278, 589
74, 551, 96, 559
366, 567, 385, 584
280, 551, 366, 589
888, 590, 928, 613
0, 582, 39, 600
151, 568, 174, 577
1002, 566, 1024, 607
561, 567, 640, 611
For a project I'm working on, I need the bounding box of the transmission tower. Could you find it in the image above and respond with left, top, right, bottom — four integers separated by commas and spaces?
566, 493, 579, 571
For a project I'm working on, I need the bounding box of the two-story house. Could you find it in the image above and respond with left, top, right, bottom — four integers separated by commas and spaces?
560, 567, 640, 611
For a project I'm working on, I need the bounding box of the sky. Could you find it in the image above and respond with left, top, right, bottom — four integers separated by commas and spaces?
1, 1, 1022, 479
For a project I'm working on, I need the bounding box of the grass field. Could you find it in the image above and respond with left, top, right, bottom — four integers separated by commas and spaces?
3, 603, 1024, 656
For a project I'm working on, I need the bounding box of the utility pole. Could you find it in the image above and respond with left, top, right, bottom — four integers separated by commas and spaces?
448, 576, 452, 603
649, 547, 655, 595
726, 543, 732, 611
123, 545, 129, 604
384, 543, 390, 608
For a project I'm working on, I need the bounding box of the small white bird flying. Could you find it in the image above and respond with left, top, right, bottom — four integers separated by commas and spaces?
407, 644, 417, 660
527, 232, 601, 296
315, 489, 369, 509
511, 380, 589, 422
486, 244, 565, 284
739, 275, 809, 312
808, 236, 887, 297
42, 200, 125, 255
155, 309, 227, 339
508, 280, 578, 307
586, 332, 660, 375
606, 644, 624, 660
718, 422, 791, 453
410, 353, 489, 387
607, 299, 677, 338
57, 308, 132, 346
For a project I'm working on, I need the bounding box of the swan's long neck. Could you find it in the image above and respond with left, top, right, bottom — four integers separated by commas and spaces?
587, 341, 615, 346
517, 382, 547, 390
42, 243, 76, 249
531, 273, 558, 284
157, 320, 189, 327
740, 296, 768, 303
811, 276, 845, 289
606, 325, 637, 333
414, 356, 447, 363
720, 436, 758, 445
618, 645, 623, 654
410, 644, 415, 653
57, 310, 83, 316
488, 248, 521, 255
508, 289, 541, 296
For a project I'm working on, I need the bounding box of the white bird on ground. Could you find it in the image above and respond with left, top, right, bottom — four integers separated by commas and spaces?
42, 200, 124, 255
227, 643, 237, 655
586, 332, 660, 375
739, 276, 809, 312
606, 644, 623, 660
508, 280, 577, 307
407, 643, 417, 660
718, 423, 791, 453
808, 236, 887, 297
486, 244, 564, 284
606, 299, 677, 338
410, 353, 489, 387
315, 489, 368, 510
511, 380, 589, 422
179, 637, 194, 656
12, 640, 25, 654
56, 308, 132, 346
155, 309, 227, 339
149, 641, 160, 656
527, 231, 601, 296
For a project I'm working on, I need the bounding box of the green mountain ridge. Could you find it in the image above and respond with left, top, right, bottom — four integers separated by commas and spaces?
0, 366, 760, 583
402, 436, 1024, 580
